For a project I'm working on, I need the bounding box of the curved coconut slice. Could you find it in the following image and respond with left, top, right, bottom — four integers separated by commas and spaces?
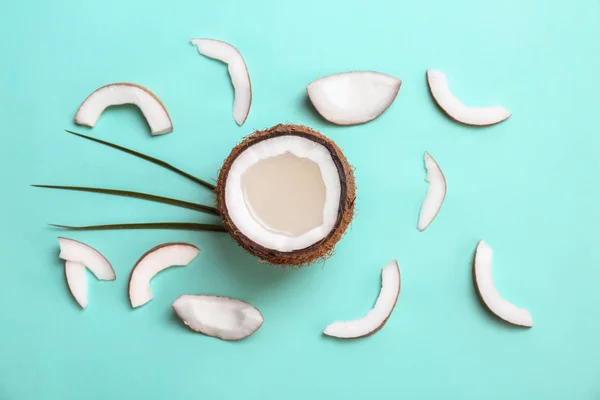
58, 237, 116, 280
191, 38, 251, 126
307, 71, 401, 125
324, 260, 400, 339
418, 152, 447, 231
216, 124, 356, 266
129, 243, 200, 308
426, 70, 511, 126
75, 83, 173, 135
65, 261, 88, 308
473, 240, 533, 327
173, 295, 263, 341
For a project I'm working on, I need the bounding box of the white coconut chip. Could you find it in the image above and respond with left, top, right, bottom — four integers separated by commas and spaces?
64, 261, 88, 309
58, 237, 116, 280
473, 240, 533, 327
427, 70, 511, 126
173, 295, 264, 341
129, 243, 200, 308
418, 152, 447, 231
307, 71, 401, 125
324, 260, 400, 339
75, 83, 173, 135
191, 38, 251, 126
58, 238, 115, 309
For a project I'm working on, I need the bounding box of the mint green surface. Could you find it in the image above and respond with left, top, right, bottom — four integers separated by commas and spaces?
1, 0, 599, 398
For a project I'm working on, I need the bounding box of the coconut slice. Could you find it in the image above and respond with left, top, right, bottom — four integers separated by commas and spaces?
426, 70, 511, 126
172, 295, 263, 341
324, 260, 400, 339
58, 237, 116, 280
129, 243, 200, 308
418, 152, 447, 231
75, 83, 173, 135
473, 240, 533, 327
191, 38, 251, 126
307, 71, 401, 125
64, 261, 88, 308
216, 124, 355, 266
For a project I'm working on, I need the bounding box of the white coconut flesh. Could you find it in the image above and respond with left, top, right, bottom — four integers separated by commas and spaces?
307, 71, 401, 125
418, 152, 447, 231
129, 243, 200, 308
191, 38, 251, 126
75, 83, 173, 135
427, 70, 511, 126
324, 260, 400, 338
64, 261, 88, 309
58, 237, 116, 280
225, 135, 341, 252
172, 295, 263, 341
474, 240, 533, 327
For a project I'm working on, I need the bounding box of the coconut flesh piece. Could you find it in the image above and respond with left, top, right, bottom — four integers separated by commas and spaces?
426, 70, 511, 126
58, 237, 116, 280
173, 295, 263, 341
75, 83, 173, 135
473, 240, 533, 327
324, 260, 400, 339
418, 152, 447, 231
191, 38, 251, 126
129, 243, 200, 308
58, 238, 116, 308
307, 71, 401, 125
64, 261, 88, 308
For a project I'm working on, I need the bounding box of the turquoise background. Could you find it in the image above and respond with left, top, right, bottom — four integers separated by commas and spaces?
1, 0, 599, 398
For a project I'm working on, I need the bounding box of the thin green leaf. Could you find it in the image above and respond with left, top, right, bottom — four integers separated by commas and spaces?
32, 185, 219, 216
49, 222, 226, 232
65, 130, 216, 191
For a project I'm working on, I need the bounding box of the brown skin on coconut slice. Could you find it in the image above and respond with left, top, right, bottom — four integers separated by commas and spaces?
172, 295, 264, 341
58, 237, 116, 280
426, 70, 511, 126
216, 124, 356, 266
323, 260, 400, 339
75, 82, 173, 136
64, 261, 88, 309
191, 39, 252, 126
59, 237, 116, 308
129, 242, 200, 308
472, 240, 533, 328
417, 152, 447, 232
307, 71, 401, 126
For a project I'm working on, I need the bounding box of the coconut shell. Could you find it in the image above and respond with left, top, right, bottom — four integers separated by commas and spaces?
216, 123, 356, 266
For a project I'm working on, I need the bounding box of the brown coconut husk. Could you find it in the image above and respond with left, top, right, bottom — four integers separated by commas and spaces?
216, 123, 355, 266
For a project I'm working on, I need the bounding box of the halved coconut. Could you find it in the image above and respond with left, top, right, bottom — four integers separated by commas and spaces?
173, 295, 263, 341
324, 260, 400, 339
426, 70, 511, 126
191, 38, 251, 126
129, 243, 200, 308
216, 124, 355, 266
417, 152, 447, 231
307, 71, 401, 125
75, 83, 173, 135
473, 240, 533, 327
